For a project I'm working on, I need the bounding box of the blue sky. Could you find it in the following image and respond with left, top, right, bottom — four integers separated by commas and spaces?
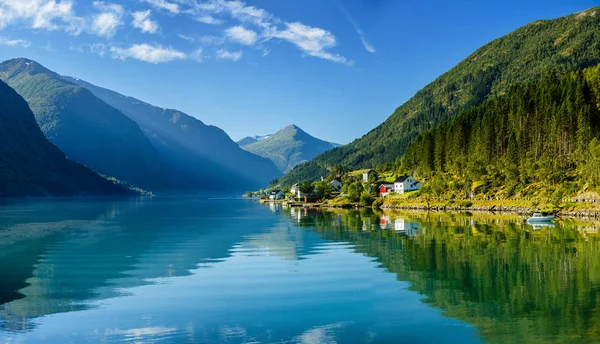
0, 0, 597, 144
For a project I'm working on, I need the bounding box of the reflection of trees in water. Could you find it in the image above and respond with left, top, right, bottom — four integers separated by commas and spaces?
291, 209, 600, 343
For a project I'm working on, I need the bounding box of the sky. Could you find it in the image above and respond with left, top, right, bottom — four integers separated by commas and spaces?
0, 0, 597, 144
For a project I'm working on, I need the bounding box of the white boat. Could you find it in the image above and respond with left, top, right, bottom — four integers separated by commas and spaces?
527, 213, 555, 223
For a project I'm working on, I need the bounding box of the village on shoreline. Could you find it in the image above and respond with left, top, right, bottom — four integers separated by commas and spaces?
245, 168, 600, 219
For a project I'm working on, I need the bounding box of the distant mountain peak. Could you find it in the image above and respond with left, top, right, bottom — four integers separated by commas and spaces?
239, 125, 341, 173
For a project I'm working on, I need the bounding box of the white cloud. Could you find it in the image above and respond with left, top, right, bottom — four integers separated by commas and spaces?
216, 49, 241, 61
195, 15, 223, 25
90, 1, 124, 38
132, 10, 159, 34
142, 0, 179, 14
225, 25, 257, 45
0, 37, 30, 47
273, 22, 352, 65
0, 0, 85, 34
111, 43, 186, 63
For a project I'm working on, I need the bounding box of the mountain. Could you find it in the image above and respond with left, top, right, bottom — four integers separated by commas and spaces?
0, 58, 172, 191
239, 125, 339, 173
0, 80, 127, 197
62, 76, 282, 190
280, 7, 600, 186
401, 64, 600, 198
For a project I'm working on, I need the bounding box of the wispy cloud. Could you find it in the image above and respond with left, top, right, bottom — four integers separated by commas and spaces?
178, 33, 194, 42
216, 49, 242, 61
225, 25, 257, 45
90, 1, 124, 38
337, 4, 375, 53
132, 10, 159, 34
142, 0, 180, 14
190, 47, 203, 62
111, 43, 186, 63
0, 37, 30, 47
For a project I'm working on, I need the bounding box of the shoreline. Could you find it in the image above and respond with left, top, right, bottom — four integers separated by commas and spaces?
259, 199, 600, 219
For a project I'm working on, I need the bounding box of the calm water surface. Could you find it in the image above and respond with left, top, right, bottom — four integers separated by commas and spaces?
0, 197, 599, 343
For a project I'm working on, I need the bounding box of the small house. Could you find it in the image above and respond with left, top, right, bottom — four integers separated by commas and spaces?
378, 182, 394, 197
330, 178, 343, 192
290, 183, 299, 195
269, 190, 285, 200
363, 169, 377, 183
393, 175, 422, 194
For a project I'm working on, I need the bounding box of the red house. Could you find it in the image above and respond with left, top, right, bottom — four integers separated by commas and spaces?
378, 183, 394, 197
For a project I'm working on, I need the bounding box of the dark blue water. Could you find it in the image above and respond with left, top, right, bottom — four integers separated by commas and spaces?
0, 197, 598, 343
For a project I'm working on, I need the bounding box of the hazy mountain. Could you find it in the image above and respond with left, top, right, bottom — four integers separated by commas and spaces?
280, 6, 600, 185
240, 125, 339, 173
0, 58, 173, 191
63, 76, 282, 190
0, 80, 127, 197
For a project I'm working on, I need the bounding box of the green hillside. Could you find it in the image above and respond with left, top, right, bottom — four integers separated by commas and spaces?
400, 63, 600, 199
280, 7, 600, 186
240, 125, 338, 173
0, 58, 173, 191
0, 80, 127, 197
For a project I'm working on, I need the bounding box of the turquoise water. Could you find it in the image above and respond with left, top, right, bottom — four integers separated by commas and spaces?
0, 197, 599, 343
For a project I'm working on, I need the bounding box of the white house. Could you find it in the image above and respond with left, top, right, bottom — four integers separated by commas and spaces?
330, 179, 343, 192
269, 190, 285, 200
290, 183, 299, 195
363, 169, 377, 183
393, 175, 422, 194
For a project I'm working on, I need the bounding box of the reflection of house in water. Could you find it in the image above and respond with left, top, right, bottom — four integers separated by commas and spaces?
380, 215, 392, 229
394, 218, 421, 236
380, 215, 421, 236
269, 202, 283, 213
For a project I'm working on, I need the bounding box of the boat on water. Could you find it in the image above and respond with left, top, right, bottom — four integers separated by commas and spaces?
527, 212, 555, 223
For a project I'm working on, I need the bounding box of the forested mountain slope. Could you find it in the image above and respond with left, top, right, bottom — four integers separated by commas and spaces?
0, 58, 172, 191
280, 7, 600, 186
0, 80, 127, 197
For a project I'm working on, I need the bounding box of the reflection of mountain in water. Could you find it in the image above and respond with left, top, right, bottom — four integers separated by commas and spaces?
293, 209, 600, 343
0, 198, 295, 332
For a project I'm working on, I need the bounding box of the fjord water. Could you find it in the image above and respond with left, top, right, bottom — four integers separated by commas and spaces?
1, 198, 599, 343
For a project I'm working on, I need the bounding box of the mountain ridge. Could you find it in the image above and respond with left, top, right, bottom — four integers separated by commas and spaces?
62, 75, 282, 190
239, 124, 339, 173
